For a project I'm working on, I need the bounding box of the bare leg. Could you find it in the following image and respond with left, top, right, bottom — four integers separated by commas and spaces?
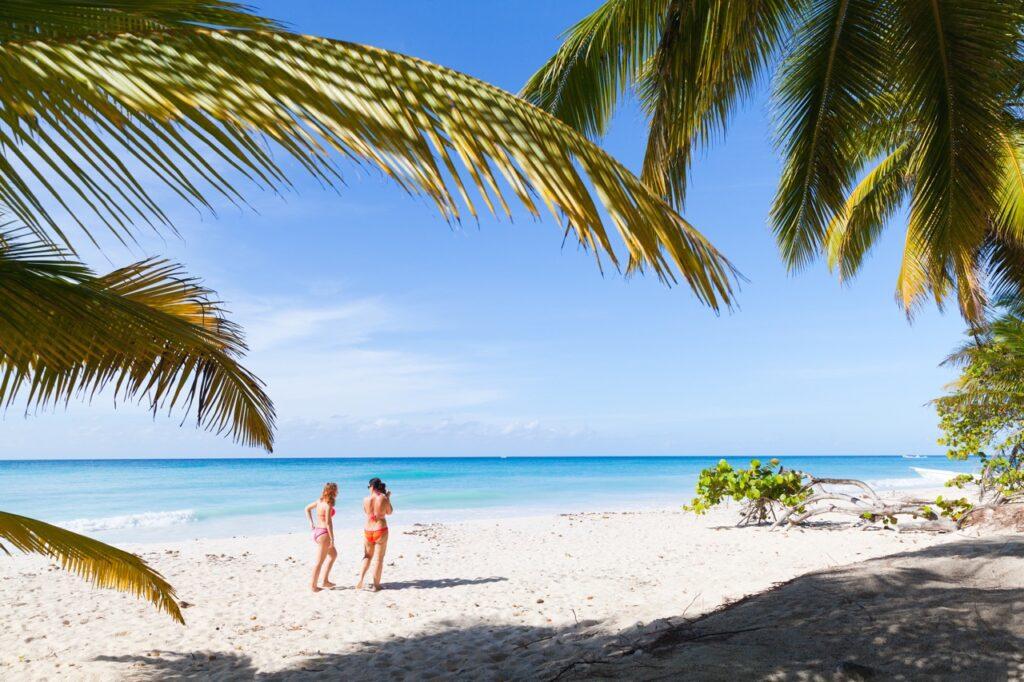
311, 536, 329, 593
371, 533, 389, 590
321, 545, 338, 588
356, 536, 373, 589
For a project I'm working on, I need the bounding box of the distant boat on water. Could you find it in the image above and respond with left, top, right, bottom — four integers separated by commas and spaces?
902, 454, 928, 459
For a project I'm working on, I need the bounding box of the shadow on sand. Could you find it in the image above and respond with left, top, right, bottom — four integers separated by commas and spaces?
379, 576, 508, 590
94, 537, 1024, 681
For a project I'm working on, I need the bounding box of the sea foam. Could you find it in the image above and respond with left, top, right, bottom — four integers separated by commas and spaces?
63, 509, 197, 533
867, 466, 963, 492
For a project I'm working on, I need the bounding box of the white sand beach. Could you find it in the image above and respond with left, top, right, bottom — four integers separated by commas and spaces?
3, 500, 1003, 681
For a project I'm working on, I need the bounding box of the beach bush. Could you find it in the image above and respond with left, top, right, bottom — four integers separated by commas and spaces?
685, 459, 809, 526
930, 302, 1024, 523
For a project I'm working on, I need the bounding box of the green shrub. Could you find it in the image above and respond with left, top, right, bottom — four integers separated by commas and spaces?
685, 458, 809, 525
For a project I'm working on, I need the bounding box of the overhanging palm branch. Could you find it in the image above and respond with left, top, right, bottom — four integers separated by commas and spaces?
0, 0, 279, 37
770, 0, 1018, 321
523, 0, 796, 209
0, 229, 274, 450
528, 0, 1024, 321
824, 143, 912, 282
771, 0, 894, 269
0, 511, 183, 624
0, 3, 738, 308
521, 0, 672, 140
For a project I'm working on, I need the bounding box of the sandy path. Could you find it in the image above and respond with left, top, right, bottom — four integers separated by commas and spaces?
1, 507, 962, 680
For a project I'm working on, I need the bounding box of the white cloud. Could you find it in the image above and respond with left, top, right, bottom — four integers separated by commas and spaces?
234, 291, 503, 422
239, 297, 394, 352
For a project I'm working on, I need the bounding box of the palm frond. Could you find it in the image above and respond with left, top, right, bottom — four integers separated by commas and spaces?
638, 0, 796, 207
771, 0, 895, 269
520, 0, 671, 139
0, 29, 737, 308
895, 217, 950, 318
893, 0, 1020, 320
824, 142, 911, 280
0, 0, 279, 39
0, 230, 275, 450
994, 130, 1024, 241
0, 511, 183, 623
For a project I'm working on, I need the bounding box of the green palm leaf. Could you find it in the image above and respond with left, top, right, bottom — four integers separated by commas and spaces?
521, 0, 672, 140
824, 143, 912, 281
523, 0, 796, 208
0, 26, 737, 307
893, 0, 1019, 321
637, 0, 796, 207
981, 131, 1024, 304
0, 0, 279, 37
0, 230, 274, 450
0, 511, 183, 624
532, 0, 1024, 320
771, 0, 894, 269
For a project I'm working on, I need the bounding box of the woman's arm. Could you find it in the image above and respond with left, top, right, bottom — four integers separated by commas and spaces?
327, 508, 335, 546
384, 491, 394, 516
305, 501, 317, 528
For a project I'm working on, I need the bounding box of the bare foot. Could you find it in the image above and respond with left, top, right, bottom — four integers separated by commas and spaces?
311, 586, 322, 593
355, 581, 363, 590
322, 580, 337, 589
369, 584, 381, 592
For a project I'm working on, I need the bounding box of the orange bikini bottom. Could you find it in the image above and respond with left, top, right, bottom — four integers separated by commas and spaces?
364, 528, 388, 544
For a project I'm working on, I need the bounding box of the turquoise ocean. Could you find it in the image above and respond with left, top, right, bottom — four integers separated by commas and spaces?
0, 456, 977, 543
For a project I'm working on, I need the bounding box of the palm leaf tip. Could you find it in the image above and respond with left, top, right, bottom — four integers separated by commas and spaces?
0, 511, 184, 624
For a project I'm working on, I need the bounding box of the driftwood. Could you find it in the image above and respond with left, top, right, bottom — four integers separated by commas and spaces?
769, 477, 947, 531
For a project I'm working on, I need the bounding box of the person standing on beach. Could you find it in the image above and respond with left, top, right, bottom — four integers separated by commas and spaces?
357, 477, 392, 591
305, 482, 338, 592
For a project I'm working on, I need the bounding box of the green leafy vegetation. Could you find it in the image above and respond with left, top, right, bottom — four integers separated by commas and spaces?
685, 458, 809, 526
929, 300, 1024, 524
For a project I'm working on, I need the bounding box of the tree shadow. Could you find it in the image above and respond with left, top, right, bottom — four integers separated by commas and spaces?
92, 621, 609, 680
624, 536, 1024, 681
93, 537, 1024, 680
381, 576, 508, 590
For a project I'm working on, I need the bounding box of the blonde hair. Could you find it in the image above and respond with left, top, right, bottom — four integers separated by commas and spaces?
321, 482, 338, 505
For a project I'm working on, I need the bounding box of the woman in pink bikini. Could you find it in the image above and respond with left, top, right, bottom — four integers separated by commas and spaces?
357, 477, 393, 591
304, 482, 338, 592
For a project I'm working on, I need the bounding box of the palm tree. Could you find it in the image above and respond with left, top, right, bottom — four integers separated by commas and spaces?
523, 0, 1024, 322
1, 1, 737, 621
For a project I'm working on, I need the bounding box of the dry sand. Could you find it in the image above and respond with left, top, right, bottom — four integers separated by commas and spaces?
0, 505, 1008, 680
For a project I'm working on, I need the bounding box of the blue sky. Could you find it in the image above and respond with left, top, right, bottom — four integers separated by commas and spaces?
1, 1, 968, 458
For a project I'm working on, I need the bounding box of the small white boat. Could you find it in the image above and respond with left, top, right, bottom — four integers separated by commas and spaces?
901, 454, 928, 459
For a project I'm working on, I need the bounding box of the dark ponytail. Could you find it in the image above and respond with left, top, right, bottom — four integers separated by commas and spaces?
368, 477, 387, 494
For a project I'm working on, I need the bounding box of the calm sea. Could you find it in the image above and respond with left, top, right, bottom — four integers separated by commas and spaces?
0, 456, 976, 543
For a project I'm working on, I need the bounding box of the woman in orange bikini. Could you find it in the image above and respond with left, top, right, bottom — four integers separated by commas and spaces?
304, 482, 338, 592
356, 477, 392, 591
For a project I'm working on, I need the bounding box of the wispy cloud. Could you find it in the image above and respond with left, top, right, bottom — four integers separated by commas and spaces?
233, 290, 503, 422
275, 413, 597, 455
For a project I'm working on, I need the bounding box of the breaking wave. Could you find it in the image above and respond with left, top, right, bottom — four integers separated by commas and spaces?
62, 509, 197, 533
